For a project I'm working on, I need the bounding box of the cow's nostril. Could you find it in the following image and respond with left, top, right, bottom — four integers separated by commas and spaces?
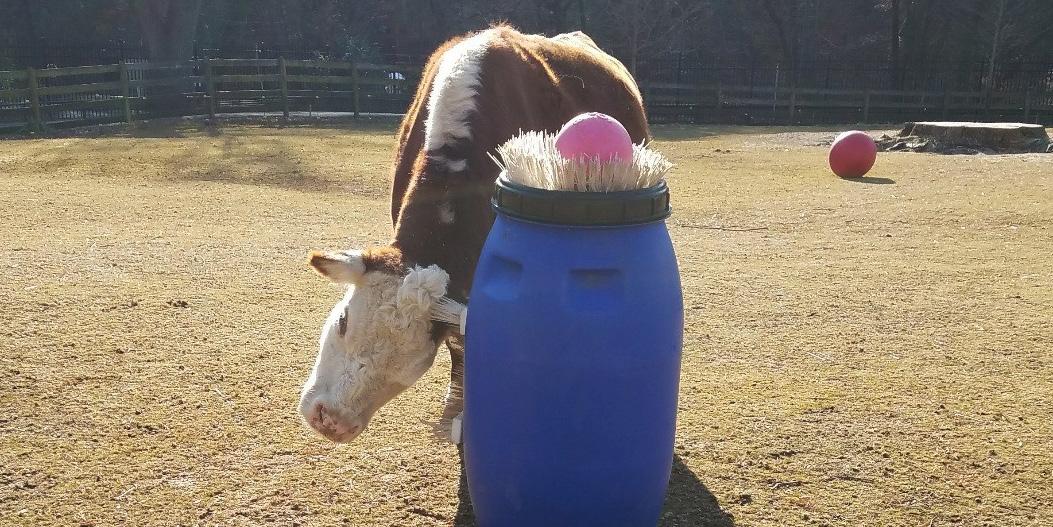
303, 400, 363, 441
310, 402, 328, 425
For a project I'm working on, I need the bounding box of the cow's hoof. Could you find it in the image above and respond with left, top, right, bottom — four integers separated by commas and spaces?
451, 413, 463, 445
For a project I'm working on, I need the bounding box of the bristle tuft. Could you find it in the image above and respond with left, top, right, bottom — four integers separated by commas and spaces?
492, 132, 672, 192
431, 297, 466, 327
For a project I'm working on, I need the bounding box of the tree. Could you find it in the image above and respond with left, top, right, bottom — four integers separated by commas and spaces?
588, 0, 707, 75
135, 0, 203, 61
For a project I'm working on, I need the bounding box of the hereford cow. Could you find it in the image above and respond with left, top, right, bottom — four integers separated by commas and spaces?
299, 25, 649, 442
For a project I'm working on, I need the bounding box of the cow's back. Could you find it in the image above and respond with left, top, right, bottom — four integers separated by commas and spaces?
389, 26, 648, 296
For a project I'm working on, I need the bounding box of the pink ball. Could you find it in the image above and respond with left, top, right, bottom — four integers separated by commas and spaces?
829, 131, 877, 178
554, 112, 634, 163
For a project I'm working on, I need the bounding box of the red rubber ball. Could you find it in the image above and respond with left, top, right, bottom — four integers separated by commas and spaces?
828, 131, 877, 178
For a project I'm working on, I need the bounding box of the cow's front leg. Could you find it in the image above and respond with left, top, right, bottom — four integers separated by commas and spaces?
434, 335, 465, 443
443, 335, 465, 419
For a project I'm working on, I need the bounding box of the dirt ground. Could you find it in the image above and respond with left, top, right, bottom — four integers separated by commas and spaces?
1, 118, 1051, 526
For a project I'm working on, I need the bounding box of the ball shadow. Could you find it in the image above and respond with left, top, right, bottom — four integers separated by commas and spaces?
845, 176, 896, 184
452, 449, 733, 526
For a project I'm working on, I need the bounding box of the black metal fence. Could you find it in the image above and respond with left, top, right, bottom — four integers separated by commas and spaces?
638, 55, 1053, 94
636, 54, 1053, 124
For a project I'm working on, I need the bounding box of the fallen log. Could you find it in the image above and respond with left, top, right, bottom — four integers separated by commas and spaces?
878, 121, 1051, 154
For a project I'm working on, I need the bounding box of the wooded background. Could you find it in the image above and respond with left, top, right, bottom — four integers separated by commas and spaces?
2, 0, 1052, 128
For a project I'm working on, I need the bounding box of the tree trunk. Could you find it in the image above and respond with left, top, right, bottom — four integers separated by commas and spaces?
890, 0, 900, 89
629, 9, 639, 76
985, 0, 1006, 95
20, 0, 41, 67
762, 0, 798, 86
135, 0, 202, 118
136, 0, 203, 62
884, 121, 1051, 154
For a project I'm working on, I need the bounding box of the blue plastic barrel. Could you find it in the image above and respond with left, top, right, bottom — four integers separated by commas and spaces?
464, 179, 684, 526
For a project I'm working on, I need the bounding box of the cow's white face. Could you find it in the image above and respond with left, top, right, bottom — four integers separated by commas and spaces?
299, 250, 449, 443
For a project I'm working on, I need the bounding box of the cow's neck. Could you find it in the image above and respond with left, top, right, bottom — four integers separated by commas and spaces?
392, 164, 497, 302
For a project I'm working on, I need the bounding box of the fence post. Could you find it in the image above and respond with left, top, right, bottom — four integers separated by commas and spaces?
714, 82, 723, 123
1023, 89, 1031, 122
351, 61, 361, 118
26, 67, 41, 132
119, 62, 132, 123
674, 52, 683, 116
862, 90, 871, 123
788, 87, 797, 124
696, 81, 708, 123
771, 64, 780, 121
204, 58, 216, 119
279, 56, 289, 119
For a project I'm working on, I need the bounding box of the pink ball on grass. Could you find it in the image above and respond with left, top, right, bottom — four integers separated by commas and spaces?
829, 131, 877, 178
554, 112, 634, 163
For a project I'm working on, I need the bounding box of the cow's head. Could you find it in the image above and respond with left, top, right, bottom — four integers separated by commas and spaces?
299, 247, 450, 442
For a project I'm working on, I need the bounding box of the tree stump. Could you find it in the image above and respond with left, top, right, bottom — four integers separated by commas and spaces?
879, 122, 1051, 154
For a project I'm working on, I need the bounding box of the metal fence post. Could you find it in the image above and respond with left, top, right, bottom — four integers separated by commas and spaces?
279, 56, 290, 119
674, 52, 683, 116
351, 61, 361, 118
119, 62, 132, 123
205, 58, 216, 119
863, 90, 871, 123
1023, 89, 1031, 122
27, 67, 41, 132
714, 82, 723, 123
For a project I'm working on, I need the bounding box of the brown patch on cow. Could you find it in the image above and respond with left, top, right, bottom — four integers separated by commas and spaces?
360, 246, 406, 276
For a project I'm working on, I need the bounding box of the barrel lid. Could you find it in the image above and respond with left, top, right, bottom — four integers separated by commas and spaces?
492, 177, 671, 226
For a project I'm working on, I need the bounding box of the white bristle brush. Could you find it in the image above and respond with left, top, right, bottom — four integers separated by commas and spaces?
491, 131, 673, 192
432, 296, 468, 335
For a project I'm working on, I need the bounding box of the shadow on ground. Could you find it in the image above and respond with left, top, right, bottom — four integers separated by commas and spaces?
845, 176, 896, 185
1, 115, 400, 140
452, 451, 733, 526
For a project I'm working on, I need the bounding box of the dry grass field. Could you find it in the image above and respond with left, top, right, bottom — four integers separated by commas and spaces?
1, 117, 1051, 526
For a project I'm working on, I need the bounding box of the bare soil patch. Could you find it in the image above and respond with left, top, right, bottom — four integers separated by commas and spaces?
2, 121, 1051, 526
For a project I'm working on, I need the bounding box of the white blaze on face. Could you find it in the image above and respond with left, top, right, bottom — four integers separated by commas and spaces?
300, 251, 450, 443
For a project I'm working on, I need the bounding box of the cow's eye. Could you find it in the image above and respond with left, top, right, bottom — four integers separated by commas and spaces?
338, 312, 348, 336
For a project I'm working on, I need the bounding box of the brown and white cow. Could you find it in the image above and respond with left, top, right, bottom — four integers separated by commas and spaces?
299, 25, 649, 443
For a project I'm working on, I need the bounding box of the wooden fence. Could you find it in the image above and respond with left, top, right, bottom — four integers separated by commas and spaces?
2, 58, 1051, 132
0, 58, 421, 132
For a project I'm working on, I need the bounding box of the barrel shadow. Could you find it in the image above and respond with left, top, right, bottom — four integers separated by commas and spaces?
452, 451, 733, 526
661, 456, 735, 526
452, 446, 475, 526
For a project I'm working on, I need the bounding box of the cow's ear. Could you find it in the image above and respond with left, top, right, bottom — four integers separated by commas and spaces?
397, 265, 450, 312
308, 250, 366, 284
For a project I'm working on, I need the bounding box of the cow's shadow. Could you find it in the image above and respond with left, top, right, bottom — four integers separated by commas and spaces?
452, 449, 733, 526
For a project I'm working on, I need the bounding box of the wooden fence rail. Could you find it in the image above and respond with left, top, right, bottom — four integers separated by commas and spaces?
0, 58, 423, 132
1, 58, 1051, 132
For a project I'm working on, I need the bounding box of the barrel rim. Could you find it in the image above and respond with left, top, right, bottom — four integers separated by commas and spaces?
491, 177, 672, 226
